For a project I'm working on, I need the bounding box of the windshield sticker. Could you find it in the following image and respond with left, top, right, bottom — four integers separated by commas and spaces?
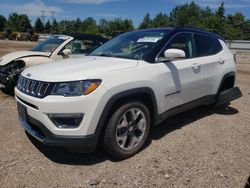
137, 37, 162, 43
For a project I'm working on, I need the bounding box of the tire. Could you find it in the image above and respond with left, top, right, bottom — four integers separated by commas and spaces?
102, 101, 151, 159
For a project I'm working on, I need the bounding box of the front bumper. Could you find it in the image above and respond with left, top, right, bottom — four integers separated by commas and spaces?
15, 83, 108, 151
19, 115, 98, 151
15, 86, 107, 136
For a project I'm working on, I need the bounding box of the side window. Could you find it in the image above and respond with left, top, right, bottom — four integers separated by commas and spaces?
194, 34, 222, 57
81, 39, 100, 54
64, 40, 74, 51
72, 39, 85, 54
62, 38, 105, 55
63, 39, 94, 55
161, 33, 194, 58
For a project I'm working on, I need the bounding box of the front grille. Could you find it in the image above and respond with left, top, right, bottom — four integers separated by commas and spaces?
17, 76, 51, 98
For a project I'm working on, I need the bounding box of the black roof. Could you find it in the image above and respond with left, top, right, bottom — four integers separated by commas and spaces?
173, 27, 224, 40
67, 33, 109, 42
132, 27, 224, 40
133, 28, 173, 34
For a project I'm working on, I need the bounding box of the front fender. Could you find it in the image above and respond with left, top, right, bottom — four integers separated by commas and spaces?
0, 56, 54, 88
17, 56, 55, 68
91, 87, 159, 143
0, 50, 51, 66
0, 55, 54, 69
0, 57, 15, 66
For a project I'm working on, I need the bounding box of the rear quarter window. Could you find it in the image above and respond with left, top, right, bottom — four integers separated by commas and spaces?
194, 34, 222, 57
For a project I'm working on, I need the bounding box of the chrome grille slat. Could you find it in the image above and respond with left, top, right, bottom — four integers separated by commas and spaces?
25, 80, 30, 93
33, 82, 40, 94
41, 84, 49, 95
22, 79, 27, 91
30, 81, 36, 94
37, 83, 44, 97
19, 76, 24, 88
17, 76, 50, 98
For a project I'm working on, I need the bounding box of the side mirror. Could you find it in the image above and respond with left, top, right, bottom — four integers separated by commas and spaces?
164, 49, 186, 59
62, 49, 72, 57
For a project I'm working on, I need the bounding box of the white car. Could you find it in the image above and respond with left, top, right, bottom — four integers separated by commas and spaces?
15, 28, 242, 158
0, 34, 108, 92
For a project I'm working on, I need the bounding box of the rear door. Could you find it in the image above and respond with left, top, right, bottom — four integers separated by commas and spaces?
193, 33, 224, 95
156, 32, 208, 112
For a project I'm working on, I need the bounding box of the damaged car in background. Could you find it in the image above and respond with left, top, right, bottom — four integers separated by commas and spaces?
0, 34, 108, 93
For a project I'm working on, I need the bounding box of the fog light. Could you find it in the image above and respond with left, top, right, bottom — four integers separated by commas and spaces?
48, 113, 84, 129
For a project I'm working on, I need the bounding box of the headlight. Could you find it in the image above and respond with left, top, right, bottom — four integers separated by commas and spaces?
51, 80, 101, 96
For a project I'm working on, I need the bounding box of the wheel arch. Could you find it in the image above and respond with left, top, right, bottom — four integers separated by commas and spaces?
217, 71, 235, 94
94, 87, 158, 141
11, 59, 26, 68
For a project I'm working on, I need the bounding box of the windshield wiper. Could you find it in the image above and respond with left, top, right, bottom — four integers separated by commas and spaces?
94, 53, 136, 60
98, 53, 113, 57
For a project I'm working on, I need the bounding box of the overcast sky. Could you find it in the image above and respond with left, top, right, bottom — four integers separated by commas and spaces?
0, 0, 249, 26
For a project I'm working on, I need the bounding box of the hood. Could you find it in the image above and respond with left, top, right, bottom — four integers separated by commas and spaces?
22, 56, 138, 82
0, 51, 50, 66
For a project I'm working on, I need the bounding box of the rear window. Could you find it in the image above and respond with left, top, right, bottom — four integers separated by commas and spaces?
194, 34, 222, 57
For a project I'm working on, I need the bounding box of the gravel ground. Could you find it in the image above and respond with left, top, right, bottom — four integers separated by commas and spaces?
0, 40, 249, 188
0, 40, 37, 57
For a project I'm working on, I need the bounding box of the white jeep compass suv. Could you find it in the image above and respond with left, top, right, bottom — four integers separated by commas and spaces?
15, 28, 242, 158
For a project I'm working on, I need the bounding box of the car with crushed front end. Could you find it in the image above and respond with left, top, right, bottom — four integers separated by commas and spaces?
0, 34, 108, 93
15, 27, 242, 158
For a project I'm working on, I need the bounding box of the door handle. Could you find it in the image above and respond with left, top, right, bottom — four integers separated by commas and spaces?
218, 59, 225, 64
192, 63, 200, 68
192, 63, 201, 73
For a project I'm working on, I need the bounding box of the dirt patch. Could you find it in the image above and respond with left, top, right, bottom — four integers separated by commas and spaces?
0, 40, 37, 57
0, 41, 249, 188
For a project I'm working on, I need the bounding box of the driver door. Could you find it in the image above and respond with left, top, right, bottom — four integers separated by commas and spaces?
157, 32, 208, 112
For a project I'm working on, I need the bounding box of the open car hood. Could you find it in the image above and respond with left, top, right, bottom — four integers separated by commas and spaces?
0, 51, 50, 66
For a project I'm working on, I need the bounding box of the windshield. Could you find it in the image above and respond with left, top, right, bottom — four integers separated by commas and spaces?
32, 35, 69, 53
90, 30, 170, 60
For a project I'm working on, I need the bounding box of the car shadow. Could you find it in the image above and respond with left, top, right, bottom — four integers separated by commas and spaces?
28, 104, 239, 165
151, 103, 238, 140
27, 133, 120, 165
246, 175, 250, 188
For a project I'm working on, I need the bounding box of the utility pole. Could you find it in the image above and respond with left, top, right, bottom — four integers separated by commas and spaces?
50, 11, 56, 34
64, 20, 66, 32
40, 10, 46, 36
50, 11, 55, 22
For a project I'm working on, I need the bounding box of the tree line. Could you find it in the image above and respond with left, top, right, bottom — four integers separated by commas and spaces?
0, 1, 249, 39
